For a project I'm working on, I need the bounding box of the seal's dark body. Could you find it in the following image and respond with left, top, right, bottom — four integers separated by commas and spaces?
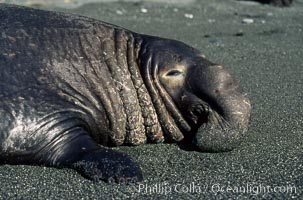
0, 5, 153, 181
0, 4, 251, 182
255, 0, 293, 6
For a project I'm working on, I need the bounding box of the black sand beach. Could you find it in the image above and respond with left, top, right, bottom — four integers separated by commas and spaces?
0, 0, 302, 199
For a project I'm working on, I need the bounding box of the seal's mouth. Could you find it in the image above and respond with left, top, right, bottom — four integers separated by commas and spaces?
187, 102, 210, 126
181, 98, 212, 140
181, 95, 250, 153
191, 111, 246, 152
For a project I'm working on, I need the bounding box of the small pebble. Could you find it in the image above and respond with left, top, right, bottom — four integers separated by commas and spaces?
184, 13, 194, 19
140, 8, 148, 13
208, 19, 216, 23
116, 10, 123, 15
242, 18, 254, 24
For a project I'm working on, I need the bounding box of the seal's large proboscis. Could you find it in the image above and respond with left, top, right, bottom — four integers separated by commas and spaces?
0, 4, 251, 183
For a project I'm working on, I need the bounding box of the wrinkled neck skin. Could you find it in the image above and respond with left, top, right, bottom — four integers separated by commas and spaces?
135, 35, 192, 142
48, 27, 188, 146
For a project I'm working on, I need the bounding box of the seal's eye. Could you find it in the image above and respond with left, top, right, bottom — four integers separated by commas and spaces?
166, 70, 182, 77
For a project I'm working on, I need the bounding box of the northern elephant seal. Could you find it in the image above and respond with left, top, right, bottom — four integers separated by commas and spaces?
0, 4, 251, 183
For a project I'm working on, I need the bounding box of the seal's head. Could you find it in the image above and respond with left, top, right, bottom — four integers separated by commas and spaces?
138, 36, 251, 152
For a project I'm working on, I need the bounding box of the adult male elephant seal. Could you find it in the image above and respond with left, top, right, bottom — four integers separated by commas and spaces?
0, 4, 251, 183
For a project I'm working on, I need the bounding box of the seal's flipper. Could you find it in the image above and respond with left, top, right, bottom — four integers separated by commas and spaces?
33, 127, 143, 183
72, 148, 143, 183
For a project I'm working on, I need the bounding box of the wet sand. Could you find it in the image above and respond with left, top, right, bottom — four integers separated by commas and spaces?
0, 0, 302, 199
